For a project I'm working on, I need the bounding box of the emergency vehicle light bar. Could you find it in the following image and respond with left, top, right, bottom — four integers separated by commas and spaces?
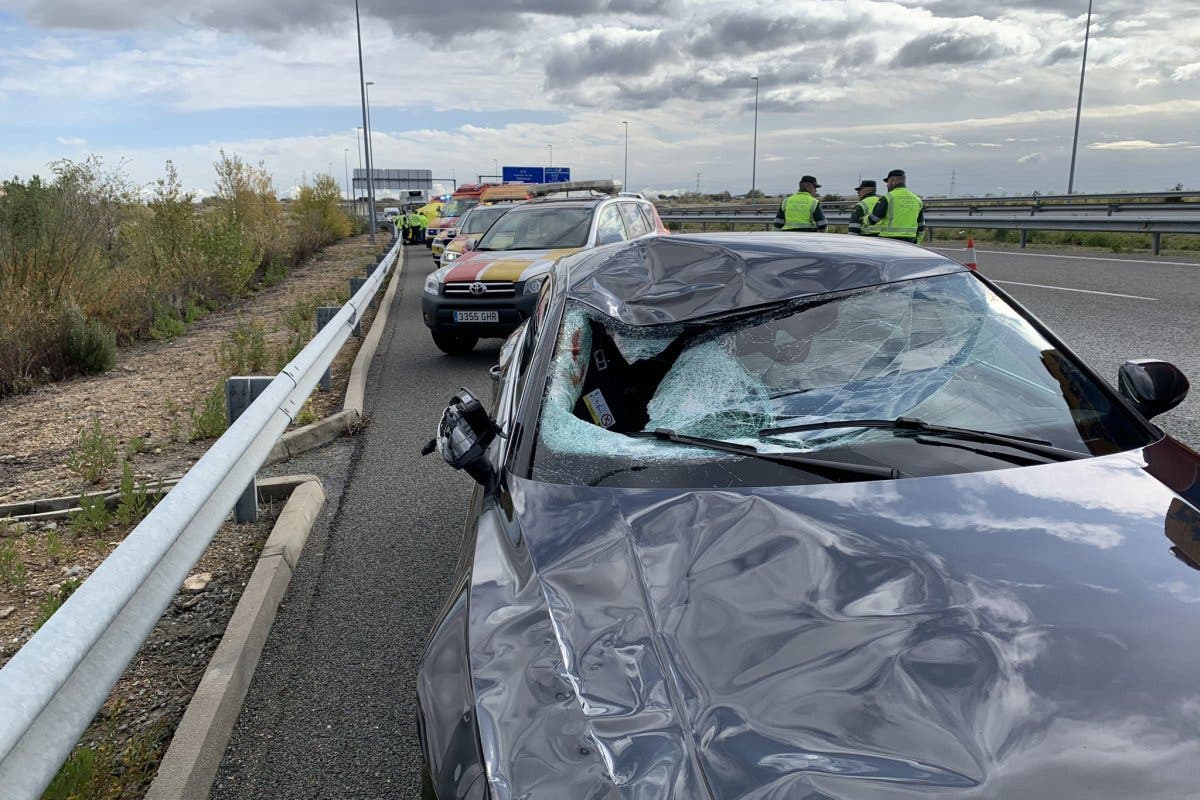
528, 179, 623, 198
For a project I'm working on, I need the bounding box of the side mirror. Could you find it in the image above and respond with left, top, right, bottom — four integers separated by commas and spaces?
1118, 359, 1189, 419
425, 388, 500, 487
462, 238, 476, 252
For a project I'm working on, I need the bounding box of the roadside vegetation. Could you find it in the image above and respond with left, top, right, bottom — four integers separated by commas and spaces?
0, 154, 354, 397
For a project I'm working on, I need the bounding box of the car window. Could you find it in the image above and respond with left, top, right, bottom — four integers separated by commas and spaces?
462, 205, 509, 234
531, 272, 1154, 486
637, 204, 657, 232
595, 205, 629, 246
619, 203, 651, 237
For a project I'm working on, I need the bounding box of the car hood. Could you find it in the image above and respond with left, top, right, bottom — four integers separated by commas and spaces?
443, 248, 581, 283
467, 440, 1200, 799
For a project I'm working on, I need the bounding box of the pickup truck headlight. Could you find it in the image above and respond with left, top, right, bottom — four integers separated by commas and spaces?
523, 277, 543, 295
442, 251, 460, 263
424, 274, 441, 295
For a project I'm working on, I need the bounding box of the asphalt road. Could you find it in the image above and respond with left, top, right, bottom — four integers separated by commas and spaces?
930, 245, 1200, 448
212, 246, 498, 798
212, 242, 1199, 798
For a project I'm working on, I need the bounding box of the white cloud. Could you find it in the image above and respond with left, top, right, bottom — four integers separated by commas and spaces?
55, 135, 86, 146
1089, 139, 1192, 150
1172, 63, 1200, 81
1016, 152, 1043, 164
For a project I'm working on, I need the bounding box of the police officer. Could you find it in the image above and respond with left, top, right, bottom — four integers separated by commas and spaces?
415, 209, 428, 245
847, 179, 881, 236
868, 169, 925, 244
773, 175, 828, 232
405, 208, 418, 244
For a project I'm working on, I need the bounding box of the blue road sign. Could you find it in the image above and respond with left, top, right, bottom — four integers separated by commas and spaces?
543, 167, 572, 183
502, 166, 544, 184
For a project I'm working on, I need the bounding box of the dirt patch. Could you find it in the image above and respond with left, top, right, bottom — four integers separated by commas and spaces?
0, 234, 391, 504
1, 504, 279, 798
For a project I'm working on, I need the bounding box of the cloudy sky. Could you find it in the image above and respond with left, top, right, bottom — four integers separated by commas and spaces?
1, 0, 1198, 197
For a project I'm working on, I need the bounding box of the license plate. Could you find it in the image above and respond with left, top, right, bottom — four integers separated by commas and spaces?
454, 311, 499, 323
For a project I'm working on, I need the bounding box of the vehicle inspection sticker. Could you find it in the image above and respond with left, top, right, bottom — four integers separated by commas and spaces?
583, 388, 617, 428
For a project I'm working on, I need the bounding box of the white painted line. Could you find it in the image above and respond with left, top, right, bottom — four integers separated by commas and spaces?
931, 247, 1200, 268
993, 279, 1157, 301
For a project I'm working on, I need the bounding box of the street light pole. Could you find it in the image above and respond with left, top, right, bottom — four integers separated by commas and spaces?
547, 144, 553, 168
365, 80, 378, 231
750, 76, 760, 196
354, 0, 377, 242
355, 127, 364, 218
1067, 0, 1093, 194
622, 121, 629, 189
343, 148, 351, 214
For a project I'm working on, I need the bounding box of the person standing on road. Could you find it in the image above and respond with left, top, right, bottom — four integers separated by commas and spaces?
868, 169, 925, 244
847, 179, 882, 236
404, 209, 417, 244
415, 210, 429, 245
773, 176, 828, 232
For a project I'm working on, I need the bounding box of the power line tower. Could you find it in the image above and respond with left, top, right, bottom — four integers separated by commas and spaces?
696, 172, 700, 193
950, 169, 956, 198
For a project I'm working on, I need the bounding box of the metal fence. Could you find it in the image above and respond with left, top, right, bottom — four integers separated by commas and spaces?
0, 239, 400, 800
659, 192, 1200, 255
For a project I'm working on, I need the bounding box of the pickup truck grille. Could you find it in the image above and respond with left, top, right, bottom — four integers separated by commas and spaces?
444, 281, 516, 297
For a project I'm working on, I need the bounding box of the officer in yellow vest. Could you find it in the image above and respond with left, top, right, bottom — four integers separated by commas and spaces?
773, 176, 828, 232
415, 210, 429, 245
868, 169, 925, 244
847, 179, 881, 236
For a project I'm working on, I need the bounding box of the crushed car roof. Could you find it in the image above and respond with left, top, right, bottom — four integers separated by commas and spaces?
563, 233, 968, 326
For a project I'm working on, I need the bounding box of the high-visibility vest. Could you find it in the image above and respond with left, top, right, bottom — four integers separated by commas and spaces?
857, 195, 882, 235
879, 187, 922, 239
781, 192, 818, 231
416, 214, 428, 229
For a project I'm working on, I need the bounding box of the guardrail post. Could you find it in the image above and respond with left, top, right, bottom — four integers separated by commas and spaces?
316, 307, 339, 390
924, 228, 933, 243
226, 376, 273, 524
1019, 229, 1028, 249
1152, 232, 1162, 255
350, 277, 367, 334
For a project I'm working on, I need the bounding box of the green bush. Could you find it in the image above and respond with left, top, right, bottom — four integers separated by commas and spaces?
114, 461, 152, 526
188, 382, 228, 441
218, 320, 270, 375
66, 418, 119, 485
148, 305, 185, 340
70, 492, 113, 536
0, 539, 27, 588
60, 305, 117, 375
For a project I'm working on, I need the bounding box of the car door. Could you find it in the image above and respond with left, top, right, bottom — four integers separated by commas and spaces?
618, 202, 654, 239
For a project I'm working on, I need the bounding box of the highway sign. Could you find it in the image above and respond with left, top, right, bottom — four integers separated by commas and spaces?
543, 167, 572, 183
502, 166, 544, 184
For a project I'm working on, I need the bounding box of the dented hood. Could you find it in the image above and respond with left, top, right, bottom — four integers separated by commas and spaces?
468, 441, 1200, 798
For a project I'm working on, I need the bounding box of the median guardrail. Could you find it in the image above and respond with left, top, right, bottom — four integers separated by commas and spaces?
659, 202, 1200, 255
0, 238, 401, 800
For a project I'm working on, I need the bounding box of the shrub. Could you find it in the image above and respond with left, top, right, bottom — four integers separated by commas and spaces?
189, 381, 228, 441
148, 305, 186, 340
114, 461, 152, 526
70, 492, 113, 536
218, 320, 270, 375
67, 417, 119, 485
59, 304, 117, 374
0, 539, 27, 588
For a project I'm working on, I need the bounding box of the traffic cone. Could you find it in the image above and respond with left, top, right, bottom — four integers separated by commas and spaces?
964, 237, 978, 271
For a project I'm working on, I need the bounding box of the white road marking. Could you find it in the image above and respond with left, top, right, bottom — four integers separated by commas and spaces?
992, 279, 1157, 301
931, 247, 1200, 268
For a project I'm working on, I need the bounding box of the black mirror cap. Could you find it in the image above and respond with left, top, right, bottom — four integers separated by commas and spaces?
436, 388, 499, 486
1118, 359, 1190, 419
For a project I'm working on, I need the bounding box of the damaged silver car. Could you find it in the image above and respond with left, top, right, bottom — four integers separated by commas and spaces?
417, 233, 1200, 799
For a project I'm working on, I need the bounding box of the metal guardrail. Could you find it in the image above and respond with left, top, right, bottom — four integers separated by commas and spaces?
659, 207, 1200, 255
0, 238, 400, 800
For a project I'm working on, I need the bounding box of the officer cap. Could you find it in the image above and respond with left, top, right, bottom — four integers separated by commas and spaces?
856, 179, 877, 189
886, 169, 906, 179
799, 175, 822, 187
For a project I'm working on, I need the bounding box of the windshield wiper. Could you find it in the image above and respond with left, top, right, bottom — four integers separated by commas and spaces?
631, 428, 901, 482
760, 417, 1086, 462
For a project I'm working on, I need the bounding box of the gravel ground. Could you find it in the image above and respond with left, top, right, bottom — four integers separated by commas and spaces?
0, 234, 388, 504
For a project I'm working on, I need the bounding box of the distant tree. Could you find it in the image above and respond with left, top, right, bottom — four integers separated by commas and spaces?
745, 189, 766, 199
1172, 182, 1184, 191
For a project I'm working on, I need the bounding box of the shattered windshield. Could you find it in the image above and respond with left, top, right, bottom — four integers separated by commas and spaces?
532, 272, 1152, 487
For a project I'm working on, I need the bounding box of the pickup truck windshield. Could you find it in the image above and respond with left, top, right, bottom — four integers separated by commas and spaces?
439, 198, 477, 219
532, 272, 1153, 486
477, 207, 592, 250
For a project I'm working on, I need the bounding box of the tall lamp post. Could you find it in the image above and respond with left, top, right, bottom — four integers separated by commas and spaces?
547, 144, 553, 168
343, 148, 351, 214
621, 121, 629, 189
365, 80, 378, 230
1067, 0, 1093, 194
750, 76, 760, 196
354, 0, 377, 242
355, 127, 364, 218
